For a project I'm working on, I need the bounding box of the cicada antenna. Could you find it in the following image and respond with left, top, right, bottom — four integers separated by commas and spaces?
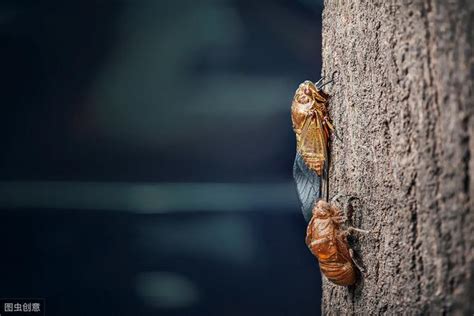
317, 79, 333, 89
314, 77, 325, 87
316, 70, 338, 89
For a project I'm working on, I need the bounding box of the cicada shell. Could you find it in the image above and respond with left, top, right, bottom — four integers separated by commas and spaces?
305, 200, 357, 286
291, 80, 333, 176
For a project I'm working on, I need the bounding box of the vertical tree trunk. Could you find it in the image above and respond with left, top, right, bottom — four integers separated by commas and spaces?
321, 0, 473, 314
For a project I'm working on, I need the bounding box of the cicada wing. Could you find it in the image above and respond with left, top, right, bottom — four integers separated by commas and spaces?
297, 112, 330, 201
293, 151, 322, 222
299, 113, 329, 176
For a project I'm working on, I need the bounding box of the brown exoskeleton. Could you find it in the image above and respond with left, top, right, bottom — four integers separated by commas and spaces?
291, 79, 334, 176
305, 198, 368, 286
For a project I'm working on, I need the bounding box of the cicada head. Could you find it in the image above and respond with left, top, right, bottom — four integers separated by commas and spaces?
312, 200, 332, 219
293, 80, 329, 106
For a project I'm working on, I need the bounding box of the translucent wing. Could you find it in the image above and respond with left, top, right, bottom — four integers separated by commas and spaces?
293, 113, 329, 222
293, 151, 321, 222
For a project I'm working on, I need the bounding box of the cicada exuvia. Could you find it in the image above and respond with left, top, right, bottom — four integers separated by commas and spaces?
305, 198, 370, 286
305, 200, 357, 286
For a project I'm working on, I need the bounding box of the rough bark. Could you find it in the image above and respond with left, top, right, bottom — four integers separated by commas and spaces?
321, 0, 473, 314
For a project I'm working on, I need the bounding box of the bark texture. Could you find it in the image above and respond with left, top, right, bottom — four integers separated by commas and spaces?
321, 0, 473, 314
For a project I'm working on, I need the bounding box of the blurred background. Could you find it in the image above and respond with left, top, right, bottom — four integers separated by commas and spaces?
0, 1, 324, 315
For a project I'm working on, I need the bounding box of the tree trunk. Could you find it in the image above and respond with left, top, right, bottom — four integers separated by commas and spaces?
321, 0, 473, 314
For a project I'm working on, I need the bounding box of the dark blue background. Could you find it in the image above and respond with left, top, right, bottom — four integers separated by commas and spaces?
0, 1, 324, 315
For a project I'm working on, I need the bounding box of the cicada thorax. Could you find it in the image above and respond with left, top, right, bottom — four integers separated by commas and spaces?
291, 81, 332, 176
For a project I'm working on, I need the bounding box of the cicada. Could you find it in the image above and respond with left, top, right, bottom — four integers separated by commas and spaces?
291, 79, 334, 176
305, 200, 360, 286
292, 79, 334, 221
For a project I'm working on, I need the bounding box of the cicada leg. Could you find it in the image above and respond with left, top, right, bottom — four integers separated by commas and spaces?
347, 227, 371, 234
323, 116, 335, 131
331, 195, 370, 233
340, 227, 370, 237
349, 249, 366, 274
332, 215, 348, 224
323, 117, 343, 142
339, 230, 367, 274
